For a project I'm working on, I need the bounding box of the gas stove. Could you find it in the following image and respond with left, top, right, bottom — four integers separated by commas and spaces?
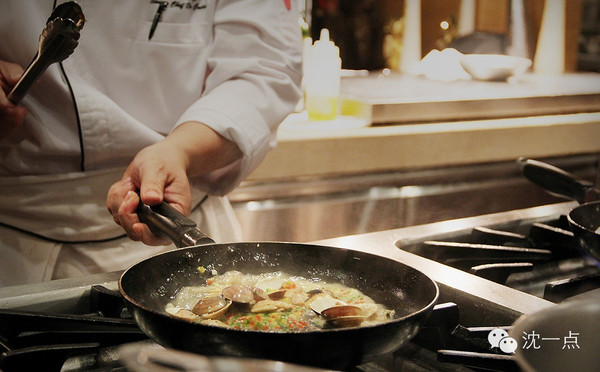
1, 201, 598, 371
319, 202, 586, 323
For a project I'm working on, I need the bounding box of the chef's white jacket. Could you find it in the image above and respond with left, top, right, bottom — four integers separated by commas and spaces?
0, 0, 303, 285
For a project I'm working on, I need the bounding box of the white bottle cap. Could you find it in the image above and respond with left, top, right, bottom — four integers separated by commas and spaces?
312, 28, 340, 62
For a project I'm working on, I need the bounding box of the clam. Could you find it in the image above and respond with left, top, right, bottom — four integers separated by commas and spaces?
255, 277, 285, 292
267, 289, 287, 301
192, 295, 231, 319
328, 315, 366, 328
222, 284, 255, 304
306, 292, 346, 314
321, 305, 362, 319
322, 305, 366, 328
255, 277, 288, 300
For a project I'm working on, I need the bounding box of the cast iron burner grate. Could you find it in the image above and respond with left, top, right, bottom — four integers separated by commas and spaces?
403, 215, 600, 303
0, 286, 147, 372
359, 302, 520, 372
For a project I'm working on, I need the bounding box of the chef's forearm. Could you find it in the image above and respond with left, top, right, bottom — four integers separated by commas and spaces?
165, 121, 243, 177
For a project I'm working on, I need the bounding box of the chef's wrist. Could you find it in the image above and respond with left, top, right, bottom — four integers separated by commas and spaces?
166, 121, 242, 177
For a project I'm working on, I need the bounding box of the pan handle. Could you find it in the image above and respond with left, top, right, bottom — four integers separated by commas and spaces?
136, 199, 215, 248
517, 157, 597, 204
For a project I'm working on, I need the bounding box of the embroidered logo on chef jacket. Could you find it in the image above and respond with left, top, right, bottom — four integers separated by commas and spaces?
149, 0, 207, 40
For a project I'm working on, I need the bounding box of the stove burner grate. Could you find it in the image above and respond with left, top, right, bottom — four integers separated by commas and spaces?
0, 286, 147, 372
403, 214, 600, 302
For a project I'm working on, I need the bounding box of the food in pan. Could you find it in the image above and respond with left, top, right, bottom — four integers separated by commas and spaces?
165, 270, 395, 332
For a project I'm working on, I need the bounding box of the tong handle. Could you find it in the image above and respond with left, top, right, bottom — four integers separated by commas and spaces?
136, 198, 214, 248
7, 2, 84, 104
7, 54, 47, 104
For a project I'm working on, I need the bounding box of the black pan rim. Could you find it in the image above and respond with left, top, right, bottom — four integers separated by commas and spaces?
118, 241, 440, 335
568, 200, 600, 233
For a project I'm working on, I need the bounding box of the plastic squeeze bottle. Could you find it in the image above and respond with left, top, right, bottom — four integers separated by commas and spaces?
305, 28, 341, 121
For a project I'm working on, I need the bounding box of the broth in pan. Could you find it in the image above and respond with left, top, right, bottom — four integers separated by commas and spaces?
165, 270, 395, 332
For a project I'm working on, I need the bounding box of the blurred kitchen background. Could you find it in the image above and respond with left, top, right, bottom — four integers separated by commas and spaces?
229, 0, 600, 243
307, 0, 599, 72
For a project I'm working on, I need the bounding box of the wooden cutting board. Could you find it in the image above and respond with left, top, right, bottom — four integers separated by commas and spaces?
340, 73, 600, 124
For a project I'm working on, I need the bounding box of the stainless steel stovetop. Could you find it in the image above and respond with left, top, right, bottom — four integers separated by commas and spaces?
3, 201, 595, 371
317, 203, 583, 324
0, 202, 575, 321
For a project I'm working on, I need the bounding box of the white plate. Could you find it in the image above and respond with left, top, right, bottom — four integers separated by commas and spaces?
460, 54, 532, 81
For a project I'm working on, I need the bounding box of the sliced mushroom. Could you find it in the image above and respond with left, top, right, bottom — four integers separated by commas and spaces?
172, 309, 201, 322
251, 300, 294, 313
200, 319, 230, 328
165, 303, 181, 315
253, 287, 270, 302
166, 304, 200, 321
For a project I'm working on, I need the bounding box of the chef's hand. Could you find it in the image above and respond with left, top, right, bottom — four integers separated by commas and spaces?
0, 61, 28, 140
107, 121, 242, 246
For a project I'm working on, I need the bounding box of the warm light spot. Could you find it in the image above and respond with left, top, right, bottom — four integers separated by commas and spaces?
440, 21, 450, 30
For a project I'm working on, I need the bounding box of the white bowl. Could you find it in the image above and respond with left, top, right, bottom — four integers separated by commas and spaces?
459, 54, 532, 81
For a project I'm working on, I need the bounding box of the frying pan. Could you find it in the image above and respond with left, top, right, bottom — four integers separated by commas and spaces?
517, 157, 600, 262
118, 201, 439, 370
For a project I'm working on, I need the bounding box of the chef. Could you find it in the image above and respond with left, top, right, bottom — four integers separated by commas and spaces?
0, 0, 302, 286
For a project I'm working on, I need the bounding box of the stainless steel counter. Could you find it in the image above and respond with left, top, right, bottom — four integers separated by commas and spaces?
0, 202, 574, 327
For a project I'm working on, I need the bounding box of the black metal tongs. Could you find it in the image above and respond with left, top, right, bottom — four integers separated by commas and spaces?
7, 1, 85, 104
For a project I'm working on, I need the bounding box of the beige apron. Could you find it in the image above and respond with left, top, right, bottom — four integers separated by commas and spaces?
0, 169, 242, 286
